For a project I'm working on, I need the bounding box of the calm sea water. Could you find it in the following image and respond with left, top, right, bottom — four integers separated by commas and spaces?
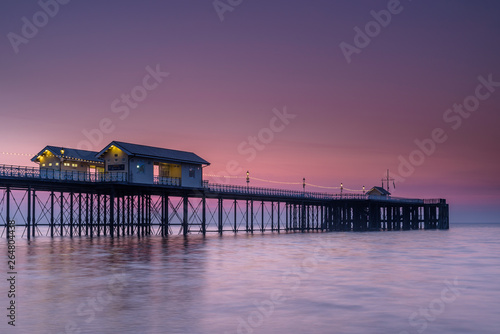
1, 223, 499, 334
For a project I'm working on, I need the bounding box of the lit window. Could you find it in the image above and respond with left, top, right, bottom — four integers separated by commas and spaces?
72, 163, 78, 168
55, 163, 59, 166
49, 163, 52, 166
42, 163, 45, 167
64, 162, 70, 167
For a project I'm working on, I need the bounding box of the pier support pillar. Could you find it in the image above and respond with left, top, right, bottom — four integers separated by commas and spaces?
27, 187, 31, 240
277, 201, 281, 232
261, 201, 265, 233
183, 196, 189, 236
438, 203, 449, 230
430, 206, 437, 229
50, 191, 55, 237
424, 205, 431, 229
271, 201, 274, 232
60, 192, 64, 237
32, 190, 36, 238
245, 200, 249, 232
403, 206, 411, 230
6, 187, 11, 240
70, 192, 74, 238
411, 206, 419, 230
387, 206, 393, 231
110, 192, 115, 238
285, 203, 289, 231
234, 199, 237, 233
90, 194, 94, 238
218, 197, 223, 234
250, 200, 254, 233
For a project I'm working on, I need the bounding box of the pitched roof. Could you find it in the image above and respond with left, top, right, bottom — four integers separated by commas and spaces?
367, 186, 391, 196
97, 141, 210, 165
31, 146, 103, 164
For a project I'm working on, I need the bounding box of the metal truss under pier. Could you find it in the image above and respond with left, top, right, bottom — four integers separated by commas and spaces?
0, 176, 449, 239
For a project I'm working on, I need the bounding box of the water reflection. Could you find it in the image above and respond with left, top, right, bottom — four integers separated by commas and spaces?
0, 224, 499, 334
6, 235, 208, 333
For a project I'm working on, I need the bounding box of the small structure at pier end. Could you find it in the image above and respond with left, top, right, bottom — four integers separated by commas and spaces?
366, 186, 391, 197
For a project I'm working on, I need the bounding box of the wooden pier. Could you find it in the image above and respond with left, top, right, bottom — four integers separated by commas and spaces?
0, 165, 449, 239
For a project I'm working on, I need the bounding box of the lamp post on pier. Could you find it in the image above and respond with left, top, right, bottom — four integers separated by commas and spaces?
246, 171, 250, 192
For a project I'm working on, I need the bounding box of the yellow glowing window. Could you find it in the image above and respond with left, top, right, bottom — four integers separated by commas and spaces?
49, 163, 52, 166
42, 163, 45, 167
72, 163, 78, 168
64, 162, 70, 167
55, 163, 59, 166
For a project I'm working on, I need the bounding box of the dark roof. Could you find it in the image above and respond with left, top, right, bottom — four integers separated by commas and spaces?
97, 141, 210, 165
31, 146, 103, 164
367, 186, 391, 196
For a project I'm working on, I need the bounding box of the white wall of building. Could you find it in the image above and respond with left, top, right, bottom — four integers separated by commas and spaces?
102, 146, 128, 173
181, 163, 203, 188
129, 158, 154, 184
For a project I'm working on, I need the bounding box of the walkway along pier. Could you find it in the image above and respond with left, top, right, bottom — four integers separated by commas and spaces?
0, 164, 449, 239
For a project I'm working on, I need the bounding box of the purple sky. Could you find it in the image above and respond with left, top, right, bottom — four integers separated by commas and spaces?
1, 0, 499, 222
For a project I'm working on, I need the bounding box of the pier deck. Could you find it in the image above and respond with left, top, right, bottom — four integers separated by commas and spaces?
0, 164, 449, 239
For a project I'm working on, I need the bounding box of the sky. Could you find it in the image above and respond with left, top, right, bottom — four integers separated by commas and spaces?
1, 0, 499, 223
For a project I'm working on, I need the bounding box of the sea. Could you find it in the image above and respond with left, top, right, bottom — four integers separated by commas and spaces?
1, 223, 499, 334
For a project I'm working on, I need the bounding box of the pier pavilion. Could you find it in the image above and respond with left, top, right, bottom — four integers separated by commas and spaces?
96, 141, 210, 187
31, 146, 105, 180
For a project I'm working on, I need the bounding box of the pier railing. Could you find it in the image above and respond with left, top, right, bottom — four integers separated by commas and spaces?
0, 164, 445, 204
153, 176, 181, 187
204, 182, 365, 200
0, 164, 127, 183
203, 183, 444, 204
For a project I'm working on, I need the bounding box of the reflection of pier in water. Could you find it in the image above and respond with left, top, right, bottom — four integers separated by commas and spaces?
6, 236, 208, 333
0, 165, 449, 239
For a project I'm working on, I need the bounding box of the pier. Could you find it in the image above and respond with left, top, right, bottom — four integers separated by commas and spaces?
0, 164, 449, 239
